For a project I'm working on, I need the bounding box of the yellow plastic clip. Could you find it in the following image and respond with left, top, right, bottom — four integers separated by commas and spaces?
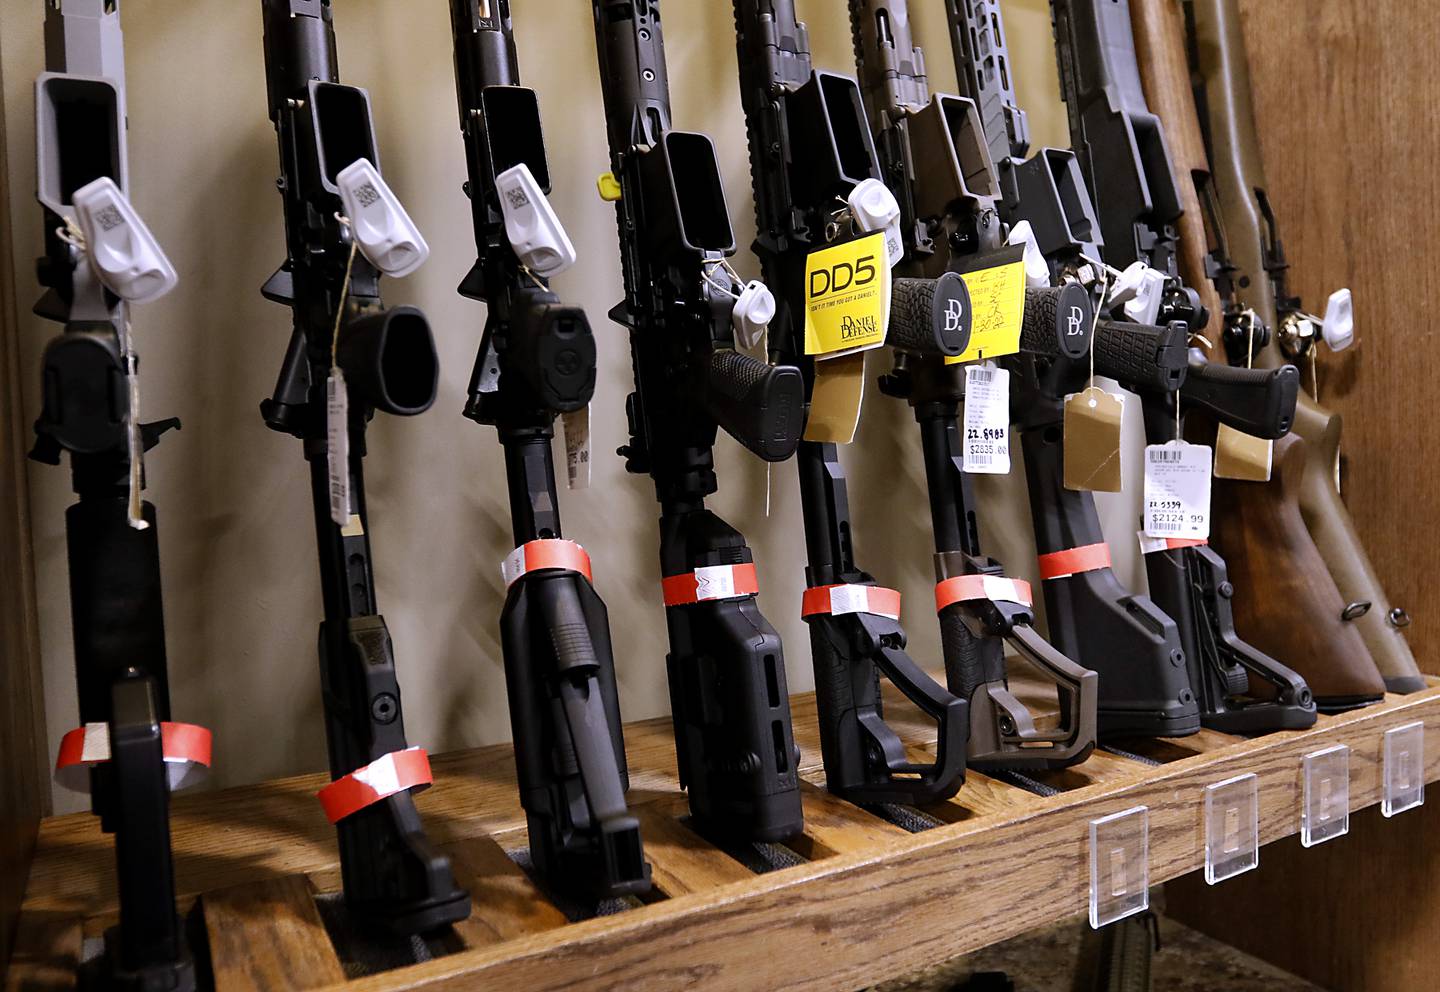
596, 172, 622, 202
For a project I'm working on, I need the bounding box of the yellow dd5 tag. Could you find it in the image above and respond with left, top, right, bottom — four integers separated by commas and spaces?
946, 247, 1026, 365
803, 231, 890, 359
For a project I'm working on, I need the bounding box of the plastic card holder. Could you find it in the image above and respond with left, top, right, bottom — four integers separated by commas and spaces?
1088, 805, 1149, 928
1383, 721, 1425, 818
1204, 773, 1259, 884
1301, 744, 1350, 847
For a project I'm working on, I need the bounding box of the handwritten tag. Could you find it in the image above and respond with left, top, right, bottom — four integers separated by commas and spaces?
803, 231, 890, 359
946, 245, 1026, 364
1064, 387, 1125, 492
1143, 441, 1212, 540
963, 362, 1010, 474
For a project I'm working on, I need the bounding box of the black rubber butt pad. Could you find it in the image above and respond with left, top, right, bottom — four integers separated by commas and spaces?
338, 305, 439, 416
703, 350, 804, 462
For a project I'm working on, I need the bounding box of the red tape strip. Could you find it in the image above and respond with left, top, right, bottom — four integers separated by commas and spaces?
800, 584, 902, 620
317, 747, 433, 824
502, 538, 593, 587
55, 721, 213, 793
934, 575, 1033, 612
1037, 542, 1112, 581
662, 563, 759, 606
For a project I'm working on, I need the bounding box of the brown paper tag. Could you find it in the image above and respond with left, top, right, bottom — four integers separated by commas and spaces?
1063, 387, 1125, 492
1214, 423, 1273, 481
803, 351, 867, 443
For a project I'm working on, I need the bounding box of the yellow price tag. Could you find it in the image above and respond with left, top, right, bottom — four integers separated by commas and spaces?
803, 231, 890, 358
945, 255, 1026, 365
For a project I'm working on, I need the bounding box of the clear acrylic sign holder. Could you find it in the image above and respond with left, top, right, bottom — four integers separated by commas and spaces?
1204, 773, 1259, 884
1383, 721, 1425, 817
1301, 744, 1350, 847
1088, 805, 1149, 928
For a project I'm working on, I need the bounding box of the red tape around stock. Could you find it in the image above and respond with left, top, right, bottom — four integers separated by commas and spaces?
317, 747, 434, 824
55, 721, 212, 793
1036, 542, 1112, 581
502, 538, 593, 587
661, 562, 759, 606
801, 584, 902, 621
934, 575, 1033, 612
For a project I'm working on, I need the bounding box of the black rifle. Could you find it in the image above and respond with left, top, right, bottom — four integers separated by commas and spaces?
848, 0, 1097, 770
944, 0, 1198, 739
31, 4, 196, 985
731, 0, 969, 803
445, 0, 648, 897
1049, 0, 1315, 732
589, 0, 806, 840
258, 0, 469, 932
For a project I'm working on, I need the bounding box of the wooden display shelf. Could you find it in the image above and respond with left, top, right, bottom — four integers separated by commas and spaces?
9, 677, 1440, 992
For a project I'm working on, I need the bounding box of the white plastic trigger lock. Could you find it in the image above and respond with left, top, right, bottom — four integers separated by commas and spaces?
336, 159, 429, 278
1106, 261, 1166, 326
1321, 288, 1354, 351
1006, 220, 1050, 288
847, 178, 904, 268
732, 280, 775, 351
71, 177, 177, 305
496, 163, 577, 278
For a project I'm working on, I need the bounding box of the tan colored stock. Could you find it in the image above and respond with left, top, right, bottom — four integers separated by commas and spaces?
1192, 0, 1424, 692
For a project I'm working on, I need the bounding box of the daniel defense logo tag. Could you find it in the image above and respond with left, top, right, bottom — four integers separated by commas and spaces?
945, 244, 1027, 365
803, 230, 890, 359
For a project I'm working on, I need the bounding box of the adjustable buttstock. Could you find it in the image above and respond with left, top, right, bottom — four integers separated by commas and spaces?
512, 293, 596, 413
1182, 361, 1297, 439
1092, 318, 1189, 391
700, 350, 803, 462
337, 306, 439, 416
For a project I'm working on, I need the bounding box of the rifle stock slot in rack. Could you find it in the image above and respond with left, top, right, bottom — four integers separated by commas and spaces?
10, 674, 1439, 992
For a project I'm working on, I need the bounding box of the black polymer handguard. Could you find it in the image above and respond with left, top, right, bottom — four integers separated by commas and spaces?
258, 0, 468, 933
446, 0, 648, 898
591, 0, 804, 842
732, 0, 970, 803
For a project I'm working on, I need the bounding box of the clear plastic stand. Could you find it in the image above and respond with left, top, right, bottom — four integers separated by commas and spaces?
1088, 805, 1149, 928
1301, 744, 1350, 847
1204, 773, 1259, 884
1383, 721, 1425, 818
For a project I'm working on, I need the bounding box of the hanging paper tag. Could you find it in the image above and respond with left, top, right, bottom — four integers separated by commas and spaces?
1214, 424, 1273, 482
803, 231, 890, 358
326, 370, 352, 526
1064, 387, 1125, 492
1143, 441, 1212, 539
963, 362, 1010, 474
946, 245, 1027, 365
124, 359, 149, 530
562, 404, 591, 490
803, 351, 867, 443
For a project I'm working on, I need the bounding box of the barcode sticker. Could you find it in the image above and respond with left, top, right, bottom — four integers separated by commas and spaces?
562, 404, 591, 490
326, 370, 352, 526
1143, 441, 1211, 540
963, 361, 1010, 475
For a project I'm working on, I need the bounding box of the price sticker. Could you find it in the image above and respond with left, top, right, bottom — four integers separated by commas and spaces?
1143, 441, 1212, 540
562, 404, 591, 490
946, 245, 1027, 365
963, 362, 1010, 474
326, 370, 352, 527
803, 231, 891, 359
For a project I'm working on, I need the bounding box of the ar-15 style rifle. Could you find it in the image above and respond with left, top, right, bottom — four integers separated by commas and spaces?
258, 0, 469, 932
1187, 0, 1421, 695
31, 3, 209, 986
730, 0, 969, 804
946, 0, 1198, 739
1050, 0, 1318, 730
445, 0, 649, 897
589, 0, 806, 840
848, 0, 1097, 770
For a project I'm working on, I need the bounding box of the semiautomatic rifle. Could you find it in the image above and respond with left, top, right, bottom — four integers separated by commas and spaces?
31, 2, 207, 986
258, 0, 470, 932
1048, 0, 1320, 729
730, 0, 971, 804
1187, 0, 1421, 695
444, 0, 649, 900
589, 0, 807, 840
945, 0, 1199, 739
848, 0, 1097, 770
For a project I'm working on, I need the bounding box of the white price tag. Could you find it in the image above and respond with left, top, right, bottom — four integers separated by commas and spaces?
1143, 441, 1211, 540
963, 362, 1010, 475
828, 585, 870, 616
562, 404, 591, 491
693, 565, 738, 602
326, 370, 352, 526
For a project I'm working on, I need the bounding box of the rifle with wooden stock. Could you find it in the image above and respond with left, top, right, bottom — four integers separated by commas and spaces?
848, 0, 1098, 770
1184, 0, 1422, 695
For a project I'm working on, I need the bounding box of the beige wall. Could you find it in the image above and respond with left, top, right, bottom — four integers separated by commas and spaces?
2, 0, 1146, 815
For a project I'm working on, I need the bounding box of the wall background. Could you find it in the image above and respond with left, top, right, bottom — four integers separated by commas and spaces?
2, 0, 1149, 815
